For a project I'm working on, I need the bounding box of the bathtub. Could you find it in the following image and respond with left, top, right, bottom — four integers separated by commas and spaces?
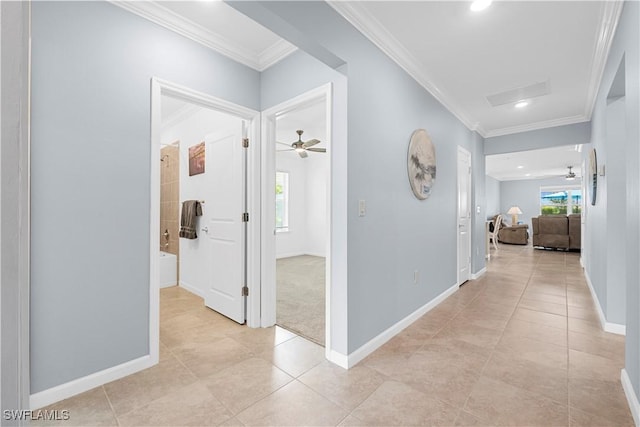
159, 251, 177, 288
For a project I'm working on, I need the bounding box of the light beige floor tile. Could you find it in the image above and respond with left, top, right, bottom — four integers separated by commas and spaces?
503, 318, 567, 347
569, 406, 635, 426
568, 330, 625, 363
519, 297, 567, 316
569, 349, 623, 381
219, 417, 246, 427
298, 361, 386, 410
482, 351, 568, 404
511, 307, 567, 330
522, 290, 567, 305
226, 326, 297, 353
433, 322, 503, 349
350, 381, 458, 426
160, 322, 227, 350
175, 337, 253, 378
569, 377, 634, 424
258, 336, 325, 377
31, 387, 117, 426
454, 410, 490, 426
567, 317, 605, 335
464, 376, 568, 426
117, 382, 232, 426
236, 380, 347, 426
496, 334, 567, 369
103, 354, 198, 416
202, 357, 293, 415
568, 305, 600, 323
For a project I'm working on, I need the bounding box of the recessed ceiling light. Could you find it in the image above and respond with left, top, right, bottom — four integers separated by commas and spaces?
517, 165, 524, 169
515, 100, 529, 109
525, 173, 531, 177
470, 0, 492, 11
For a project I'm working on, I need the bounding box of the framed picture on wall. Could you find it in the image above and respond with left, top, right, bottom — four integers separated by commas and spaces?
188, 142, 205, 176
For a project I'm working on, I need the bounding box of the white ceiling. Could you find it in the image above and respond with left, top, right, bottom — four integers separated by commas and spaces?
330, 1, 622, 137
486, 145, 583, 181
276, 101, 327, 154
111, 1, 296, 71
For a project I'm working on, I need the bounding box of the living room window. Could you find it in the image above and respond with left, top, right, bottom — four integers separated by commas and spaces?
540, 185, 582, 215
275, 171, 289, 231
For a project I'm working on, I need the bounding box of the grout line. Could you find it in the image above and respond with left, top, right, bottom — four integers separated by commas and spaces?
101, 385, 120, 427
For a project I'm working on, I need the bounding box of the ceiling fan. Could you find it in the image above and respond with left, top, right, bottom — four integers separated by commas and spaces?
276, 130, 326, 158
565, 166, 576, 180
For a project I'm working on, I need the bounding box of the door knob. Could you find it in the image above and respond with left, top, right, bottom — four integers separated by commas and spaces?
201, 227, 209, 233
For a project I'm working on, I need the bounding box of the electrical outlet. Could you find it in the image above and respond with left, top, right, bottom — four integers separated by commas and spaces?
414, 270, 419, 284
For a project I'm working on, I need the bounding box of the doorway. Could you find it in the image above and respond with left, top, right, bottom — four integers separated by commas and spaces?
261, 84, 332, 349
150, 78, 261, 361
457, 146, 472, 285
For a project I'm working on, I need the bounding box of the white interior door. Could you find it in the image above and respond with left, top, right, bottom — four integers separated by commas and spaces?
203, 125, 246, 324
457, 147, 472, 284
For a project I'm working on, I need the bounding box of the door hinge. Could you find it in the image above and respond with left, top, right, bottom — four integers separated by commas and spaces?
242, 286, 249, 296
242, 138, 249, 148
242, 212, 249, 222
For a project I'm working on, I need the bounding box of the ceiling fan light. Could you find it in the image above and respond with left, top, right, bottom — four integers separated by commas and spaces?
294, 147, 304, 153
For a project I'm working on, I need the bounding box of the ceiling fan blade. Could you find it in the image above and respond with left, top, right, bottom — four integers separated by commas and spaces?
306, 147, 326, 153
276, 148, 295, 152
303, 139, 321, 148
276, 141, 292, 147
298, 150, 308, 158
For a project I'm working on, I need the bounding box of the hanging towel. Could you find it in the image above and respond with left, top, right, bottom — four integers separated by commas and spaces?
179, 200, 203, 239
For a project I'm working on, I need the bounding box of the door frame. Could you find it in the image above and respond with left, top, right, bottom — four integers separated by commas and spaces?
260, 84, 333, 354
456, 146, 472, 286
150, 78, 262, 361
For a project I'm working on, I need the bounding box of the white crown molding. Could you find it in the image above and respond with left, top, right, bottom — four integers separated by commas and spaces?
484, 114, 589, 138
327, 1, 482, 136
259, 39, 298, 71
584, 0, 624, 120
109, 1, 295, 72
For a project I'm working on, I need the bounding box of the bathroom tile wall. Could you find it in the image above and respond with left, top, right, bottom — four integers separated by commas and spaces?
160, 144, 180, 280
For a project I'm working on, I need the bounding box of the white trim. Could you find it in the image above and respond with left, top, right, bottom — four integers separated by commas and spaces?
151, 78, 261, 332
30, 355, 155, 410
622, 369, 640, 427
456, 146, 472, 286
584, 1, 625, 120
178, 280, 205, 299
346, 283, 459, 368
471, 267, 486, 280
260, 84, 334, 354
327, 350, 349, 370
161, 103, 201, 133
108, 1, 296, 72
484, 115, 589, 138
584, 270, 626, 336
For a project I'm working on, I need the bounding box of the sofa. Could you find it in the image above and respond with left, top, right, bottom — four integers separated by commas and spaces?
532, 214, 581, 250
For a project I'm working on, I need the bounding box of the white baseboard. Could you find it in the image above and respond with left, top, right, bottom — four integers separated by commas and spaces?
584, 271, 626, 336
326, 349, 349, 369
471, 267, 486, 280
346, 282, 459, 368
30, 354, 155, 410
621, 369, 640, 426
179, 280, 204, 299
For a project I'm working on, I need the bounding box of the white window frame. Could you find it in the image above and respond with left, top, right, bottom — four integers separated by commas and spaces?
540, 185, 582, 215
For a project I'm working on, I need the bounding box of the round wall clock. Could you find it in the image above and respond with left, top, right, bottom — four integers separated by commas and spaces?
407, 129, 436, 200
589, 148, 597, 206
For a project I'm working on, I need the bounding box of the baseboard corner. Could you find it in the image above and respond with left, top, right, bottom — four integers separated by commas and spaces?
30, 354, 155, 410
345, 282, 459, 368
326, 349, 349, 369
471, 267, 487, 280
584, 271, 626, 336
621, 369, 640, 426
179, 280, 204, 299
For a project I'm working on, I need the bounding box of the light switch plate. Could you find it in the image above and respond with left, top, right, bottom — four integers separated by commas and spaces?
358, 200, 366, 217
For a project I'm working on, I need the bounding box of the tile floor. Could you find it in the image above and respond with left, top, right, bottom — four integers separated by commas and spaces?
34, 245, 633, 426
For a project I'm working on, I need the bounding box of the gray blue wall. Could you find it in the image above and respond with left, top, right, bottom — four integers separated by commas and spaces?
30, 1, 260, 393
234, 1, 486, 352
583, 0, 640, 397
484, 122, 591, 155
500, 177, 581, 228
485, 176, 501, 218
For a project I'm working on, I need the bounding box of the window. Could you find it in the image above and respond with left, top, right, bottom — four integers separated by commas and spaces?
540, 186, 582, 215
275, 171, 289, 231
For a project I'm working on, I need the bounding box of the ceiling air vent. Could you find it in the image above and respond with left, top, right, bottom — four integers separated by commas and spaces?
486, 81, 550, 107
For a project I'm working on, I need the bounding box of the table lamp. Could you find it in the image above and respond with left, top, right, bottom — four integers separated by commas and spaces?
507, 206, 523, 225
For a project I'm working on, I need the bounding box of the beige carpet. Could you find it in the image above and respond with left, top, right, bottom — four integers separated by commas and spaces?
276, 255, 325, 346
